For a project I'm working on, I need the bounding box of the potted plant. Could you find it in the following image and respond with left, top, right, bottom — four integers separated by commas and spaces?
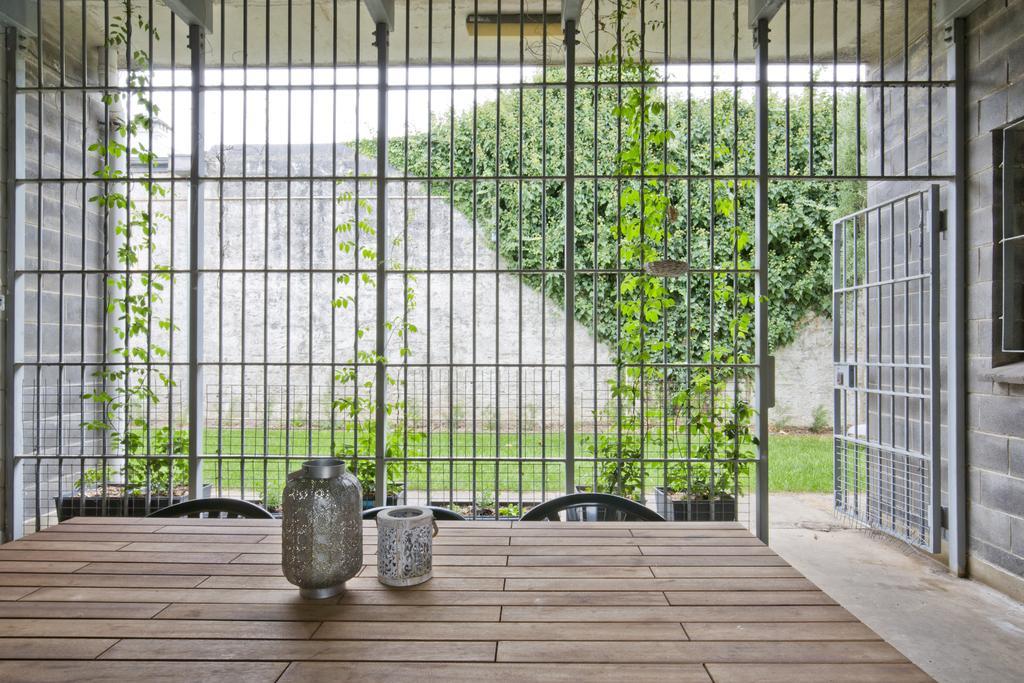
653, 355, 758, 522
333, 417, 419, 509
353, 458, 406, 509
581, 432, 645, 500
55, 427, 210, 520
654, 462, 742, 522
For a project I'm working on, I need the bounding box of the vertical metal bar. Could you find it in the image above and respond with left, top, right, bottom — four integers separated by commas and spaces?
56, 0, 67, 526
591, 0, 600, 497
187, 23, 205, 499
424, 0, 433, 506
517, 1, 525, 510
3, 27, 26, 541
493, 7, 501, 518
707, 0, 717, 517
329, 0, 340, 488
373, 20, 389, 508
753, 17, 771, 544
447, 0, 454, 513
215, 0, 226, 498
564, 18, 576, 495
471, 0, 479, 516
402, 0, 410, 509
284, 0, 294, 497
832, 215, 841, 510
928, 185, 940, 552
946, 18, 967, 576
889, 205, 896, 532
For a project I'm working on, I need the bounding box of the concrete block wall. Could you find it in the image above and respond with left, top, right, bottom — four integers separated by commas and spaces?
0, 30, 109, 535
862, 0, 1024, 596
20, 36, 108, 457
1, 30, 9, 533
772, 315, 834, 429
958, 0, 1024, 594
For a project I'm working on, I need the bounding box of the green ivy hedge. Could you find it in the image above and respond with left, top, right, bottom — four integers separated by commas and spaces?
378, 69, 863, 359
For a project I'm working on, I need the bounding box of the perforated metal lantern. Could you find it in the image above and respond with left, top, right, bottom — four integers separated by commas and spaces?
281, 458, 363, 599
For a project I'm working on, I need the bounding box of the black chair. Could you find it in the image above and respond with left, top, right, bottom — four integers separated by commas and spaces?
146, 498, 274, 519
519, 493, 665, 522
362, 505, 465, 521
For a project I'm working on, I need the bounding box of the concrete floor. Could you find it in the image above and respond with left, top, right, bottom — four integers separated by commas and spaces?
769, 494, 1024, 683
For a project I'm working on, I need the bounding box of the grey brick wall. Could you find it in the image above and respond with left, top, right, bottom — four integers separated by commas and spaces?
1, 30, 9, 533
19, 35, 108, 459
959, 0, 1024, 590
869, 0, 1024, 592
0, 31, 108, 535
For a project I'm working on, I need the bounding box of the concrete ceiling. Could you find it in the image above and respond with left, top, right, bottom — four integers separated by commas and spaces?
41, 0, 934, 69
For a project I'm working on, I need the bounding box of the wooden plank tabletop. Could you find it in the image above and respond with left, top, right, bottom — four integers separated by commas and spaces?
0, 518, 931, 682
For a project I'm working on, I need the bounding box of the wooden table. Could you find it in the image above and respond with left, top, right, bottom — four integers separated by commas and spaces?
0, 517, 931, 682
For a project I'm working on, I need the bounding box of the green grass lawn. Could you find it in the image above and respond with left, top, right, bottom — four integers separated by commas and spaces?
766, 434, 833, 493
199, 430, 833, 504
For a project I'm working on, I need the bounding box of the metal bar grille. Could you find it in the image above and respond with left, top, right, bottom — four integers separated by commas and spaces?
832, 185, 940, 551
4, 0, 954, 537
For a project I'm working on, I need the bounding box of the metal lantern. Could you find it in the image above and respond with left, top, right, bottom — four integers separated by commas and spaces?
281, 458, 363, 599
376, 506, 438, 587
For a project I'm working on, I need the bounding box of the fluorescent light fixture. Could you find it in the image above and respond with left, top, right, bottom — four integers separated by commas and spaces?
466, 13, 563, 38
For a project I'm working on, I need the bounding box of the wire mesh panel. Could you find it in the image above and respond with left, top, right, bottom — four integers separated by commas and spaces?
832, 186, 940, 552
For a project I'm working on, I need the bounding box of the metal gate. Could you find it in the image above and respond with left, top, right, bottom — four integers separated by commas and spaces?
833, 185, 941, 552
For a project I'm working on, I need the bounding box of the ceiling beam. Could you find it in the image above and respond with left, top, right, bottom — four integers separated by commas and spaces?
747, 0, 784, 28
163, 0, 212, 31
0, 0, 38, 37
934, 0, 987, 27
363, 0, 395, 31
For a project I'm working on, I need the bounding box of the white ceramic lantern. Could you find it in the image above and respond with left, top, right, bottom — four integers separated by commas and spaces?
376, 506, 437, 587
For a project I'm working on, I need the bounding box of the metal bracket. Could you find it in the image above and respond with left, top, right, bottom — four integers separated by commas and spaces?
363, 0, 395, 32
748, 0, 784, 29
163, 0, 213, 32
562, 0, 583, 29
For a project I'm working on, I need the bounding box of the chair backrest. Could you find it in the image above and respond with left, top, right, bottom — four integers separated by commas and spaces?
146, 498, 275, 519
362, 505, 465, 521
519, 493, 666, 522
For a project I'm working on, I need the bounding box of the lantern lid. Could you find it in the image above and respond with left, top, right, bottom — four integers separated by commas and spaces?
300, 457, 347, 479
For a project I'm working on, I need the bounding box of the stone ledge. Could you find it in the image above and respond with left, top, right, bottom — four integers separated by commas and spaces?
981, 361, 1024, 385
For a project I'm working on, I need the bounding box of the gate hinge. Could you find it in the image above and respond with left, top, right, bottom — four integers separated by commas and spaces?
938, 209, 948, 232
941, 505, 949, 529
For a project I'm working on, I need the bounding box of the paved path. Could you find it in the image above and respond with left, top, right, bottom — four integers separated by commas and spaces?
770, 493, 1024, 683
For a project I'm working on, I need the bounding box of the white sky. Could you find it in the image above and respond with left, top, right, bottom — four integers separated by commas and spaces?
150, 63, 863, 155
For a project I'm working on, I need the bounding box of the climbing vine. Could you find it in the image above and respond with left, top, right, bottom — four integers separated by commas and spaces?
330, 180, 423, 501
80, 0, 184, 496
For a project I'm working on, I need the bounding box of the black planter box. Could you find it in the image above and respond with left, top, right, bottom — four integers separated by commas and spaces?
55, 484, 213, 522
361, 491, 403, 510
654, 487, 737, 521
